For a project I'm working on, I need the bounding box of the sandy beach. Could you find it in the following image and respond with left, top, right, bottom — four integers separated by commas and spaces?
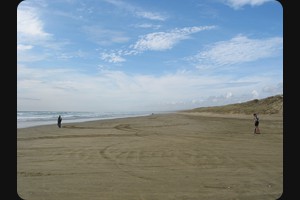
17, 112, 283, 200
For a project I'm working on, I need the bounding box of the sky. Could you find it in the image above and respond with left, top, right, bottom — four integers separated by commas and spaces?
17, 0, 283, 112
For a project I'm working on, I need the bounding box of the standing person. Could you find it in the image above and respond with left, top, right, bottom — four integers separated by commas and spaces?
57, 115, 62, 128
253, 113, 260, 134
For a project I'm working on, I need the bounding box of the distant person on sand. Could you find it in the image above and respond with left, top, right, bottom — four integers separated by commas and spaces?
253, 113, 260, 134
57, 115, 62, 128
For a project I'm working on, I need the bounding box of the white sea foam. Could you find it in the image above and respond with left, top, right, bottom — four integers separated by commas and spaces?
17, 111, 159, 129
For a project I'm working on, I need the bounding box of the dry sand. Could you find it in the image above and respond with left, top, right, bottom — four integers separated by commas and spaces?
17, 112, 283, 200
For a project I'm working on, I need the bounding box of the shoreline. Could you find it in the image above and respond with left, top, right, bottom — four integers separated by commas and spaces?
17, 111, 282, 130
17, 112, 168, 129
18, 112, 283, 200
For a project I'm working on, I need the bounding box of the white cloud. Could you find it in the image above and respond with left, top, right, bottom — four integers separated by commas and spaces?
133, 26, 216, 51
17, 5, 51, 43
17, 2, 67, 62
18, 64, 282, 111
103, 0, 167, 21
133, 23, 161, 29
226, 92, 233, 99
188, 35, 282, 69
83, 26, 130, 46
251, 90, 259, 98
100, 52, 126, 63
220, 0, 274, 9
262, 83, 283, 94
98, 25, 216, 64
135, 11, 166, 21
99, 48, 139, 63
17, 44, 33, 51
17, 52, 49, 62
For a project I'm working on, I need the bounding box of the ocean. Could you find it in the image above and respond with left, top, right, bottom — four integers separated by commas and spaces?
17, 111, 159, 129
